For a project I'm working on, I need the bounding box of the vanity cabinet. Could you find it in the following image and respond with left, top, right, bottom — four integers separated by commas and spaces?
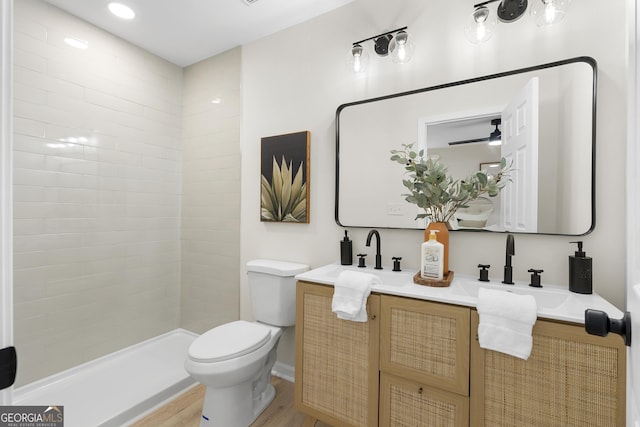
470, 311, 627, 427
295, 280, 626, 427
379, 295, 470, 427
294, 281, 380, 427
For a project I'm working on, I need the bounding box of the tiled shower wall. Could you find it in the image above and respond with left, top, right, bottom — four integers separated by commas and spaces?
13, 0, 183, 385
180, 50, 241, 333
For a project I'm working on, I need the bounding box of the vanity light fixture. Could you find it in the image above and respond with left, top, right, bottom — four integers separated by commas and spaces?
465, 0, 570, 43
348, 27, 414, 74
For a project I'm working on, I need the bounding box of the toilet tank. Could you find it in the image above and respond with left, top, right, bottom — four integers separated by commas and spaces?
247, 259, 309, 327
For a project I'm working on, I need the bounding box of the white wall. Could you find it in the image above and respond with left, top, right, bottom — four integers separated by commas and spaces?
240, 0, 627, 367
181, 49, 241, 333
13, 0, 183, 385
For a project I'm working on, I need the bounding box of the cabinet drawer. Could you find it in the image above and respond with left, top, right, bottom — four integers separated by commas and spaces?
380, 373, 469, 427
380, 295, 470, 396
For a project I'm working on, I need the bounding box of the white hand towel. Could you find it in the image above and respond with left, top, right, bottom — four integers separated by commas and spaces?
477, 287, 537, 360
331, 270, 380, 322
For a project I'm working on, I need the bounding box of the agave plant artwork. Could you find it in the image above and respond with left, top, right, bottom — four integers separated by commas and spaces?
390, 143, 512, 223
261, 155, 308, 222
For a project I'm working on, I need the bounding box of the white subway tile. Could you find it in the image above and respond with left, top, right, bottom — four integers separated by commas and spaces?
43, 187, 97, 204
13, 117, 46, 138
14, 80, 46, 104
13, 218, 46, 236
13, 168, 49, 186
85, 88, 145, 116
14, 233, 85, 253
13, 185, 44, 202
13, 151, 45, 170
13, 201, 49, 219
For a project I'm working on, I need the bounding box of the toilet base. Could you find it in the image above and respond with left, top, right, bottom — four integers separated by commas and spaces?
198, 381, 276, 427
185, 323, 282, 427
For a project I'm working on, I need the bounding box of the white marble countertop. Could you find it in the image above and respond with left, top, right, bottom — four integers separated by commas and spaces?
295, 262, 623, 325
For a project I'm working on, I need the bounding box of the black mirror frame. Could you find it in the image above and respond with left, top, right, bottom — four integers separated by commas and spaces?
335, 56, 597, 236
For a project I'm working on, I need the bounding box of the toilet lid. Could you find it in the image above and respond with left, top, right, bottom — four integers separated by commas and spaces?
188, 320, 271, 363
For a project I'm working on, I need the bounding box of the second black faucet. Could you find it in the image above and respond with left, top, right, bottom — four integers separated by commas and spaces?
503, 234, 515, 284
366, 229, 382, 270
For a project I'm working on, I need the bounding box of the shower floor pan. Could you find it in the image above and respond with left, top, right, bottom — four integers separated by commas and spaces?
13, 328, 198, 427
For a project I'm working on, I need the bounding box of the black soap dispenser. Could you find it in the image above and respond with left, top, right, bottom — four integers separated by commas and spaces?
569, 241, 592, 294
340, 230, 353, 265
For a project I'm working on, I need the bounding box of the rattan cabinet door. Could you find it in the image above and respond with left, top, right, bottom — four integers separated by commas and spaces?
380, 295, 471, 396
470, 311, 626, 427
380, 373, 469, 427
294, 281, 380, 427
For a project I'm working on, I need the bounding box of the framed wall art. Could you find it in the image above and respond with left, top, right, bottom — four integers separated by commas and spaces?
260, 131, 310, 223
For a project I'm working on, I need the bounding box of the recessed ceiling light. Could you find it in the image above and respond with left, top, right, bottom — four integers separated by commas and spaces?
64, 37, 88, 49
108, 2, 135, 20
211, 97, 223, 104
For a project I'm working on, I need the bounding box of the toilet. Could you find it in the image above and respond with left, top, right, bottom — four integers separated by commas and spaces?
184, 259, 309, 427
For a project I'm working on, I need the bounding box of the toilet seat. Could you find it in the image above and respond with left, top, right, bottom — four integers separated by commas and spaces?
188, 320, 272, 363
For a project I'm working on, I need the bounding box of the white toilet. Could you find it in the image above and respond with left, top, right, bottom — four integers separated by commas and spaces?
184, 259, 309, 427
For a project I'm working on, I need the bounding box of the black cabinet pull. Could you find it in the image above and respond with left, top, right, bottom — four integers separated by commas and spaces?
585, 309, 632, 346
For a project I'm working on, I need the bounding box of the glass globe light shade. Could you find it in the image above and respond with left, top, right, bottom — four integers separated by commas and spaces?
348, 44, 370, 74
389, 31, 414, 64
531, 0, 571, 27
464, 6, 496, 44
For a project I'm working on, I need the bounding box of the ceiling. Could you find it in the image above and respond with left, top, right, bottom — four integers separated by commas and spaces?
42, 0, 356, 67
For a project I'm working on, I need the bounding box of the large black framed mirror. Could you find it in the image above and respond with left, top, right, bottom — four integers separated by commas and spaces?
335, 56, 596, 235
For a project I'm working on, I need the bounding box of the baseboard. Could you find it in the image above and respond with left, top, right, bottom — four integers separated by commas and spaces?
271, 361, 294, 383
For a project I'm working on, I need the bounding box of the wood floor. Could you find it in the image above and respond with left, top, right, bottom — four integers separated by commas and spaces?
131, 377, 330, 427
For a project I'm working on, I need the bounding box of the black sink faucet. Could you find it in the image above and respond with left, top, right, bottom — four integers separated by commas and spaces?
502, 234, 515, 284
366, 229, 382, 270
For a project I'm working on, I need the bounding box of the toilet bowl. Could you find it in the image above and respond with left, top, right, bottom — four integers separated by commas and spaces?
184, 259, 308, 427
185, 320, 282, 427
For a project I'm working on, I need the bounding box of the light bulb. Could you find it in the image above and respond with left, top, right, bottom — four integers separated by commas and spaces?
348, 44, 369, 74
545, 2, 557, 23
354, 56, 363, 73
476, 23, 487, 41
464, 6, 495, 44
531, 0, 570, 27
389, 31, 414, 64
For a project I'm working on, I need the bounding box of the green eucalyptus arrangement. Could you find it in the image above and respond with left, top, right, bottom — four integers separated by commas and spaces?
390, 143, 511, 223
